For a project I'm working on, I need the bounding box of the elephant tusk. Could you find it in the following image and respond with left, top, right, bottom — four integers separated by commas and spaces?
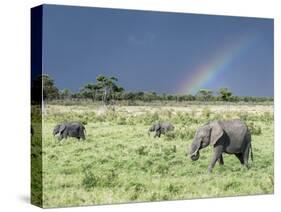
190, 148, 199, 157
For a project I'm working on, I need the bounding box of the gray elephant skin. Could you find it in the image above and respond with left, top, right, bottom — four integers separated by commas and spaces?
53, 122, 86, 141
149, 122, 174, 138
188, 119, 253, 173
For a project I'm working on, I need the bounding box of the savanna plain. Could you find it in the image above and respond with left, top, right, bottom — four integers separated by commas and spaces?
34, 103, 273, 207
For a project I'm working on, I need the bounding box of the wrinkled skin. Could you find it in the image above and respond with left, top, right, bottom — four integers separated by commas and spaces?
188, 119, 253, 173
53, 122, 86, 141
148, 122, 174, 138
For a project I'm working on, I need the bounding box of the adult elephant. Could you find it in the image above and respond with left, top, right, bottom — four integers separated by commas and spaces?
53, 122, 86, 141
188, 119, 253, 173
148, 122, 174, 138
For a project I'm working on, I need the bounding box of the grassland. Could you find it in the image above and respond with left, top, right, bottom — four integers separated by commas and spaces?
38, 103, 273, 208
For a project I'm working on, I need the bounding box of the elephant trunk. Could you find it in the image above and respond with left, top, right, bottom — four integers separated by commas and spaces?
189, 139, 201, 161
190, 150, 200, 161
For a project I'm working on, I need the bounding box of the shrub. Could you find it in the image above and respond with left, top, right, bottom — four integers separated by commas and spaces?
261, 112, 274, 122
99, 169, 118, 187
166, 184, 180, 194
82, 170, 98, 190
202, 107, 211, 119
129, 182, 147, 192
136, 146, 149, 156
82, 167, 118, 190
247, 122, 262, 135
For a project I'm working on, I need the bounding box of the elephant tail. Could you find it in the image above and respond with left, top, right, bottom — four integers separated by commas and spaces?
250, 143, 254, 162
247, 128, 253, 162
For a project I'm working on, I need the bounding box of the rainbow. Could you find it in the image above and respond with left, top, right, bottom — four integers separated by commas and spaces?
178, 32, 259, 94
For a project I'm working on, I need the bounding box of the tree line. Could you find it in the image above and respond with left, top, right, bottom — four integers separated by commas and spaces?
31, 75, 273, 104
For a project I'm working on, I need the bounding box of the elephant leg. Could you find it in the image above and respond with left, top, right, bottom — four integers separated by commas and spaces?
58, 134, 63, 141
208, 146, 223, 173
243, 144, 251, 168
218, 155, 224, 166
235, 153, 244, 165
155, 130, 161, 138
154, 132, 157, 138
79, 129, 85, 140
208, 154, 220, 173
61, 131, 68, 140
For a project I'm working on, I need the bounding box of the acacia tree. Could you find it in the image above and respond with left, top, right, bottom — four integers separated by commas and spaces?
196, 89, 213, 101
96, 75, 123, 104
80, 83, 101, 101
218, 88, 232, 101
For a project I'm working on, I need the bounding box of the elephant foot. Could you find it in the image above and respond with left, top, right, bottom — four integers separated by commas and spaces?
207, 167, 213, 174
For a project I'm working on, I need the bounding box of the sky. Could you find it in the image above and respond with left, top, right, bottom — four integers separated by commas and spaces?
42, 4, 274, 96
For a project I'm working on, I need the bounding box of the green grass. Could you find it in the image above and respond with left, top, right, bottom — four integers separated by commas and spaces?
40, 104, 274, 208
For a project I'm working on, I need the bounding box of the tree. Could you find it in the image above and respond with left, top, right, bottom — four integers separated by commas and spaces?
135, 91, 144, 101
143, 92, 157, 102
32, 74, 59, 102
80, 83, 101, 101
112, 86, 124, 101
218, 88, 232, 101
196, 89, 213, 101
60, 89, 71, 100
40, 74, 59, 101
96, 75, 123, 104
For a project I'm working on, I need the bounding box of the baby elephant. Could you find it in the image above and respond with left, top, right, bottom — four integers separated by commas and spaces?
188, 119, 253, 173
149, 122, 174, 138
53, 122, 86, 141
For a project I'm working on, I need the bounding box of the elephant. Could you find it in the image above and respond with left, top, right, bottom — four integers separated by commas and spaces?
53, 122, 86, 141
148, 122, 174, 138
188, 119, 253, 173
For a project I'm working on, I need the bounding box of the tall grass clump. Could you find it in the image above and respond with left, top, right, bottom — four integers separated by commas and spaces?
247, 122, 262, 135
82, 168, 98, 190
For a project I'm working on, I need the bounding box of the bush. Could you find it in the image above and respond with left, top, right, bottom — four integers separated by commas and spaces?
82, 167, 118, 190
260, 112, 274, 122
136, 146, 149, 156
247, 122, 262, 135
166, 184, 180, 194
202, 107, 211, 119
82, 170, 98, 190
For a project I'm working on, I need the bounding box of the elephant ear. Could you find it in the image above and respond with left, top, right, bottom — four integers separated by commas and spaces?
59, 124, 66, 134
210, 121, 224, 146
